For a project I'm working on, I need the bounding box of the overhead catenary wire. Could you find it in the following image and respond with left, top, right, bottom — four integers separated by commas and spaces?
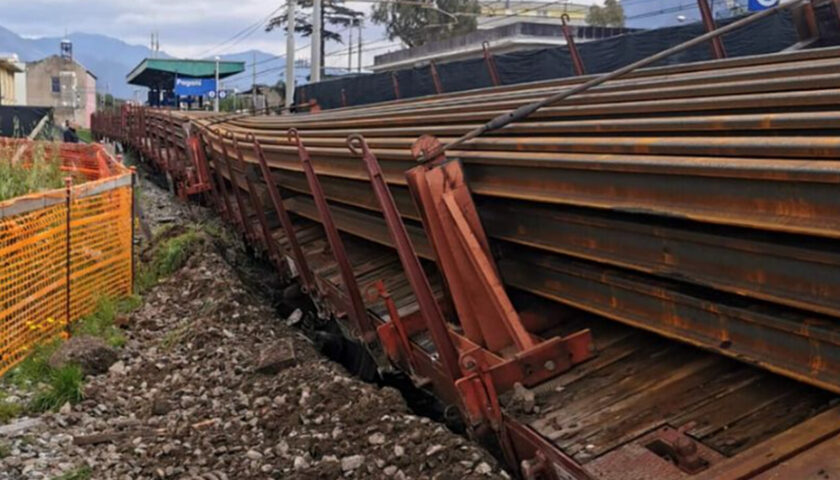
194, 4, 287, 59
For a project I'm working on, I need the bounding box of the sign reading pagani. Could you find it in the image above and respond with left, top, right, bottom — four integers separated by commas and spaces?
173, 76, 217, 96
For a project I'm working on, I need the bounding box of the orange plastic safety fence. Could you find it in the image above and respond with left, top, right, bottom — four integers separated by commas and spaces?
0, 140, 133, 376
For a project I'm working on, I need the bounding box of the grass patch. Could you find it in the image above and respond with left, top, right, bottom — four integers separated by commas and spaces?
52, 466, 92, 480
0, 143, 65, 202
5, 338, 63, 387
0, 401, 23, 424
29, 365, 84, 413
3, 293, 142, 419
72, 295, 141, 348
0, 441, 10, 459
136, 228, 204, 293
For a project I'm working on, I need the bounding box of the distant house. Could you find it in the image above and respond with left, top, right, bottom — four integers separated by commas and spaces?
372, 21, 634, 73
0, 54, 23, 105
623, 0, 749, 29
25, 39, 96, 128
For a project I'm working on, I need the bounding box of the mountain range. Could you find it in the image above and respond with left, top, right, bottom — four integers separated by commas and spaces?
0, 24, 334, 100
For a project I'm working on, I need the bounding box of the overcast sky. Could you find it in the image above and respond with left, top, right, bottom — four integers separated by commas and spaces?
2, 0, 601, 69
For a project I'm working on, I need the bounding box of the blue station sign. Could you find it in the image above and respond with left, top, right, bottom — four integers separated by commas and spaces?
748, 0, 779, 11
173, 76, 217, 96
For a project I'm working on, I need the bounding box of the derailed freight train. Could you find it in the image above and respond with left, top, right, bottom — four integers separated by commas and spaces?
93, 21, 840, 480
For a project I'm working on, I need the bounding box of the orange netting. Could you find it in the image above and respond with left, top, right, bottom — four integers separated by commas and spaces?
0, 140, 133, 376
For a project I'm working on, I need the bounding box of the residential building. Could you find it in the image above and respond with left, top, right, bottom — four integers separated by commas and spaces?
623, 0, 749, 29
25, 39, 97, 128
0, 54, 23, 106
477, 1, 590, 29
372, 21, 633, 72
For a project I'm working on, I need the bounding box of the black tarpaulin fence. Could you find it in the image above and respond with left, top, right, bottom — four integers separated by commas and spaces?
295, 11, 798, 110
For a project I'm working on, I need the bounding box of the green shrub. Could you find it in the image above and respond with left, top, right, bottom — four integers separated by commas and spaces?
29, 365, 84, 412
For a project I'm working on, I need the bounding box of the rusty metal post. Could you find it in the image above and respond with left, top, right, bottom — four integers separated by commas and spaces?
698, 0, 726, 59
429, 60, 444, 95
291, 129, 376, 343
231, 134, 280, 262
347, 133, 462, 383
341, 88, 348, 108
218, 132, 256, 241
199, 130, 234, 224
482, 41, 502, 86
560, 14, 586, 76
391, 72, 401, 99
252, 134, 317, 293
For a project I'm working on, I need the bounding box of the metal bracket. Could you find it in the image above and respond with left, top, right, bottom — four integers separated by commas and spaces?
482, 41, 502, 86
429, 60, 444, 94
698, 0, 726, 59
370, 280, 430, 387
560, 14, 586, 76
350, 134, 593, 432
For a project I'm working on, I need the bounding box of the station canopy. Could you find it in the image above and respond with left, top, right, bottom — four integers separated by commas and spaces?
126, 58, 245, 89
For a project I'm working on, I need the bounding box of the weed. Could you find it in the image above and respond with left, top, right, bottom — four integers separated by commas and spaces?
0, 442, 9, 458
159, 323, 192, 352
72, 295, 140, 348
136, 229, 204, 294
156, 230, 201, 276
5, 338, 63, 387
29, 365, 84, 412
0, 143, 65, 202
52, 466, 92, 480
0, 401, 23, 424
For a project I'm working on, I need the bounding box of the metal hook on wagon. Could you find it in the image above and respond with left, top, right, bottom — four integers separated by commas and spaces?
287, 128, 303, 147
346, 133, 369, 156
560, 13, 570, 25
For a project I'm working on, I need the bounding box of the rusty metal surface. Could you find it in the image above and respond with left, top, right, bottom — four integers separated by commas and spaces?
93, 42, 840, 479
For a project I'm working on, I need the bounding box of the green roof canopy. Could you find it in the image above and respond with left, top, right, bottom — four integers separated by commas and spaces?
127, 58, 245, 88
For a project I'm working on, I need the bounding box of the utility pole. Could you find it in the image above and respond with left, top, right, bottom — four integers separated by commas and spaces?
348, 28, 353, 72
285, 0, 295, 110
214, 55, 220, 112
357, 20, 362, 73
311, 0, 322, 83
252, 51, 257, 113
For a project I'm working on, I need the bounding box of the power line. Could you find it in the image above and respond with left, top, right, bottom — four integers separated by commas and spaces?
194, 4, 286, 59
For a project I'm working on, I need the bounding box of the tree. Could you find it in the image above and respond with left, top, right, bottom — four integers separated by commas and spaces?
371, 0, 481, 48
266, 0, 364, 78
586, 0, 625, 28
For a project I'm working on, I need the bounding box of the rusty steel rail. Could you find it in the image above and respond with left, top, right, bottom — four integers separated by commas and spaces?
276, 194, 840, 394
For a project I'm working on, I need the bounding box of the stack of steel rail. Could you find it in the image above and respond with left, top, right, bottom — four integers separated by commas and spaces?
93, 43, 840, 480
196, 45, 840, 393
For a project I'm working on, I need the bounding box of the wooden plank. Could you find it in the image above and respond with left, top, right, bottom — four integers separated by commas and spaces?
696, 406, 840, 480
673, 373, 792, 439
704, 387, 836, 457
578, 360, 760, 459
751, 434, 840, 480
564, 354, 722, 459
531, 343, 696, 444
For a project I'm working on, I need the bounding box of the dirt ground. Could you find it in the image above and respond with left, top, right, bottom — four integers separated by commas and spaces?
0, 170, 509, 479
